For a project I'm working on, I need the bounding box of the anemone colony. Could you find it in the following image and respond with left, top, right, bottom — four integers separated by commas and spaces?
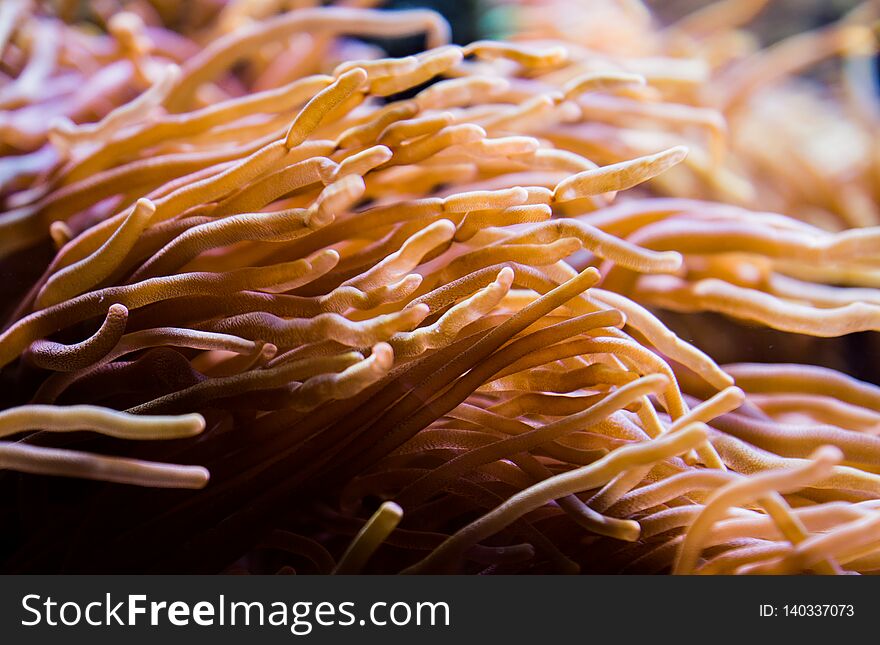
0, 0, 879, 575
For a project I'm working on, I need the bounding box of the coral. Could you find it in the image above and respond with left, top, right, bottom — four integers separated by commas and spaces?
0, 0, 878, 575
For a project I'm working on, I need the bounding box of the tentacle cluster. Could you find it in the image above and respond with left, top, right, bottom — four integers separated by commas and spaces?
0, 0, 879, 575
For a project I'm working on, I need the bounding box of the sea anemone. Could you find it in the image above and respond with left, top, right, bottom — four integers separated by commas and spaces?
1, 0, 879, 575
